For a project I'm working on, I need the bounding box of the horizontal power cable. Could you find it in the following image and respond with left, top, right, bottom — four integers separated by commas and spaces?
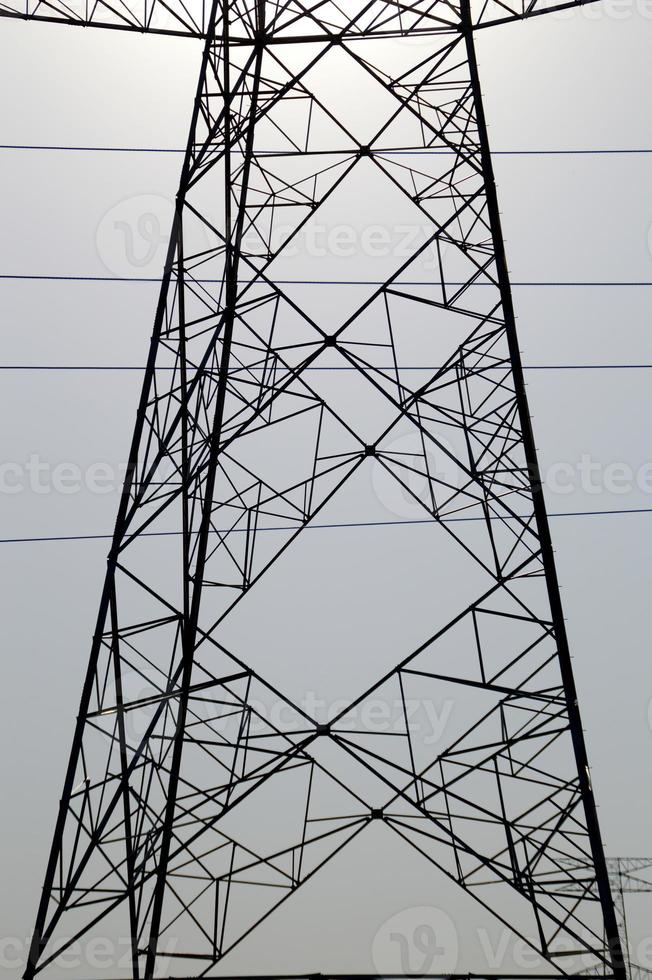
2, 274, 652, 286
2, 507, 651, 545
0, 363, 651, 372
2, 144, 652, 156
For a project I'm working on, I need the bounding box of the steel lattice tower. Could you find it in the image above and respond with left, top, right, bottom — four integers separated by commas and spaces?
4, 0, 628, 976
608, 859, 652, 979
564, 858, 652, 980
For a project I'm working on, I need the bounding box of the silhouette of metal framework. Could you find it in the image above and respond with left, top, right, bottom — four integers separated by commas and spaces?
564, 858, 652, 980
608, 858, 652, 979
7, 0, 629, 978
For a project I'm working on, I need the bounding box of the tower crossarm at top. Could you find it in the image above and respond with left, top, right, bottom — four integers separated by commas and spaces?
0, 0, 608, 39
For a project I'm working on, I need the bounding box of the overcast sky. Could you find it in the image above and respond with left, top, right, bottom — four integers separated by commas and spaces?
1, 6, 652, 979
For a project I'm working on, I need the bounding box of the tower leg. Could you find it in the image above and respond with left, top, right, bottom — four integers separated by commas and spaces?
459, 4, 625, 977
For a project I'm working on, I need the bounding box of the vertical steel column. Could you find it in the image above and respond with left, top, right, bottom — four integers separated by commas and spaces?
460, 3, 625, 976
23, 4, 223, 977
142, 1, 267, 975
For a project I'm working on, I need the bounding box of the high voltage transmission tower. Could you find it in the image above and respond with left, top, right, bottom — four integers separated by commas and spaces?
565, 858, 652, 980
2, 0, 631, 977
609, 859, 652, 980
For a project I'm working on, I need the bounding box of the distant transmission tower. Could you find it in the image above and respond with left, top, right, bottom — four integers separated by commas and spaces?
566, 857, 652, 980
610, 859, 652, 980
3, 0, 628, 977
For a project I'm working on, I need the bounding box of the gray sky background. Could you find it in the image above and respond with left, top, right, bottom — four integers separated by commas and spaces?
1, 7, 652, 978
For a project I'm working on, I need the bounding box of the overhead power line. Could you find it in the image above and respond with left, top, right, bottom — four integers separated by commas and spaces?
2, 274, 652, 286
3, 507, 651, 545
0, 363, 651, 373
3, 143, 652, 155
